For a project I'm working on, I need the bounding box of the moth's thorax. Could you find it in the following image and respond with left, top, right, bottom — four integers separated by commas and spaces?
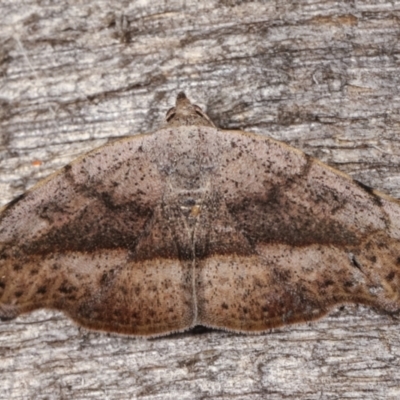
161, 154, 214, 232
152, 126, 218, 193
165, 156, 214, 190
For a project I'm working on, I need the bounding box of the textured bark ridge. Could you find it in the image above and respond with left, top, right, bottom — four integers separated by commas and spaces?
1, 93, 400, 336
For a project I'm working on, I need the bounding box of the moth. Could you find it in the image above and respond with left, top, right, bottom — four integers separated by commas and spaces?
1, 92, 400, 336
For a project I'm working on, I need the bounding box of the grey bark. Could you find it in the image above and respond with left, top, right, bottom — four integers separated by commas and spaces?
1, 0, 400, 399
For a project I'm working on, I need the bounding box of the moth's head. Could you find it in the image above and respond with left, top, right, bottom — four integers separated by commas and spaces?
165, 92, 216, 128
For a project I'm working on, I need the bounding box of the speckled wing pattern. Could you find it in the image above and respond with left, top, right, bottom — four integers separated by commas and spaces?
1, 93, 400, 336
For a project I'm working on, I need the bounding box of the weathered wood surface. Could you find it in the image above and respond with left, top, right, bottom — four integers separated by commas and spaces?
1, 1, 400, 399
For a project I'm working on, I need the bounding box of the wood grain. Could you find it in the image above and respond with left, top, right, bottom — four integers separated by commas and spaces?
1, 1, 400, 399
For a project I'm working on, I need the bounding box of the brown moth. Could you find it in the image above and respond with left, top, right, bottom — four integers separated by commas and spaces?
1, 92, 400, 337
